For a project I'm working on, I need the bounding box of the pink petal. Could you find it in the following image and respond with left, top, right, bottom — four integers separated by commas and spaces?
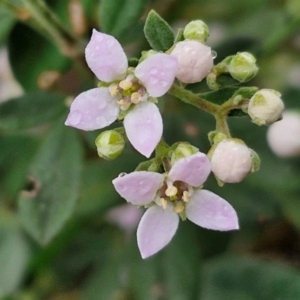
137, 205, 179, 259
112, 171, 164, 205
134, 53, 177, 97
85, 29, 128, 82
168, 152, 211, 187
65, 88, 119, 131
186, 189, 239, 231
124, 102, 163, 158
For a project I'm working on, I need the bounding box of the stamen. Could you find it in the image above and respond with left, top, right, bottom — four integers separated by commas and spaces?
119, 80, 132, 90
173, 203, 185, 213
182, 191, 190, 203
109, 84, 119, 97
131, 92, 141, 104
117, 99, 130, 110
165, 185, 178, 197
159, 198, 168, 209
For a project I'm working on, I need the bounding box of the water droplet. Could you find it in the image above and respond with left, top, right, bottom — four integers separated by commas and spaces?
211, 50, 217, 59
160, 80, 167, 87
150, 76, 158, 85
119, 172, 127, 177
106, 38, 114, 47
69, 110, 82, 125
150, 68, 158, 75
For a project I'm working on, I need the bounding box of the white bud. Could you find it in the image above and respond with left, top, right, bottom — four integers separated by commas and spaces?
248, 89, 284, 126
170, 40, 213, 84
267, 110, 300, 157
210, 139, 253, 183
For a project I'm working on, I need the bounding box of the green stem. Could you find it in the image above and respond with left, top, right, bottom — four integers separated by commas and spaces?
168, 84, 219, 115
215, 113, 231, 137
17, 0, 85, 57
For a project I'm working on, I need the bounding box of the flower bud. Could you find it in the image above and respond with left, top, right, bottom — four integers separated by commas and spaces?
228, 52, 258, 82
183, 20, 209, 43
170, 40, 214, 84
248, 89, 284, 126
210, 139, 253, 183
95, 130, 125, 160
267, 110, 300, 157
170, 143, 199, 165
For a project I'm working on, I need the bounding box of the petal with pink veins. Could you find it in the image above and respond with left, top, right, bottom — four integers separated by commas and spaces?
85, 29, 128, 82
65, 87, 119, 131
134, 53, 178, 97
186, 189, 239, 231
168, 152, 211, 187
124, 102, 163, 158
137, 205, 179, 259
112, 171, 164, 205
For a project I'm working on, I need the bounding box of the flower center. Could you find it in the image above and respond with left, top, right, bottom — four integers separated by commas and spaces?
108, 75, 147, 110
157, 180, 192, 215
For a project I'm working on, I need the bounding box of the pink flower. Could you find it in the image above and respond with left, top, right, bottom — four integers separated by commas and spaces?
113, 152, 239, 259
65, 29, 178, 157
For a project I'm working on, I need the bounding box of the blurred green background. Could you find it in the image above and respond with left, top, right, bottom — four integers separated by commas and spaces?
0, 0, 300, 299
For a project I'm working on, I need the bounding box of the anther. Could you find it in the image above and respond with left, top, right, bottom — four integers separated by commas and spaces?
165, 186, 178, 197
131, 92, 141, 104
182, 191, 190, 203
119, 80, 132, 90
109, 84, 119, 97
173, 203, 185, 213
159, 198, 168, 209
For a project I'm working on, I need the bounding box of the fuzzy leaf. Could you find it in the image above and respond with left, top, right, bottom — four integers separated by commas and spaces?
0, 92, 67, 131
18, 123, 82, 245
144, 10, 175, 51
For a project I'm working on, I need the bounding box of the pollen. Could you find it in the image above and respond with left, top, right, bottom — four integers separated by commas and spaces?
165, 185, 178, 197
109, 84, 119, 97
119, 80, 132, 90
159, 198, 168, 209
131, 92, 141, 104
173, 203, 185, 213
117, 99, 130, 110
182, 191, 190, 202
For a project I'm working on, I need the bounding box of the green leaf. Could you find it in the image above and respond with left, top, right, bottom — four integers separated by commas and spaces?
0, 134, 39, 199
8, 23, 71, 91
0, 91, 67, 131
0, 213, 31, 297
18, 123, 82, 245
144, 10, 175, 51
201, 256, 300, 300
99, 0, 149, 38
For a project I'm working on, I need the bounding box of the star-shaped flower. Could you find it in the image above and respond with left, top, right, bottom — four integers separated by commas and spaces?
113, 152, 239, 258
65, 29, 178, 157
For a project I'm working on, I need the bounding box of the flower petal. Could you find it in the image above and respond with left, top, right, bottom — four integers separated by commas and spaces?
85, 29, 128, 82
112, 171, 164, 205
168, 152, 211, 186
137, 205, 179, 259
134, 53, 177, 97
65, 87, 119, 131
124, 102, 163, 157
186, 189, 239, 231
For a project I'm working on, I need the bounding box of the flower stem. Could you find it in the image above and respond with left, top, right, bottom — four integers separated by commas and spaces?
168, 84, 219, 115
4, 0, 86, 58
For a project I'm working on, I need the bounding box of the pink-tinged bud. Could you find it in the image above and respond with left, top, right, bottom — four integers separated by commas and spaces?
248, 89, 284, 126
210, 139, 253, 183
267, 110, 300, 157
170, 40, 214, 84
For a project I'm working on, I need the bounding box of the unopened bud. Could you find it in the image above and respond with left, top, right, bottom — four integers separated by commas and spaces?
228, 52, 258, 82
170, 143, 199, 165
95, 130, 125, 160
267, 110, 300, 157
170, 40, 214, 84
248, 89, 284, 126
210, 139, 253, 184
183, 20, 209, 43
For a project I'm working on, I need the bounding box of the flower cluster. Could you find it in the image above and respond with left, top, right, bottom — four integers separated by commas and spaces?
113, 152, 238, 258
64, 14, 285, 258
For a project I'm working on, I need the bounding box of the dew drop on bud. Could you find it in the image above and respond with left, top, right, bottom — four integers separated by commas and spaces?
119, 172, 127, 177
211, 50, 217, 59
